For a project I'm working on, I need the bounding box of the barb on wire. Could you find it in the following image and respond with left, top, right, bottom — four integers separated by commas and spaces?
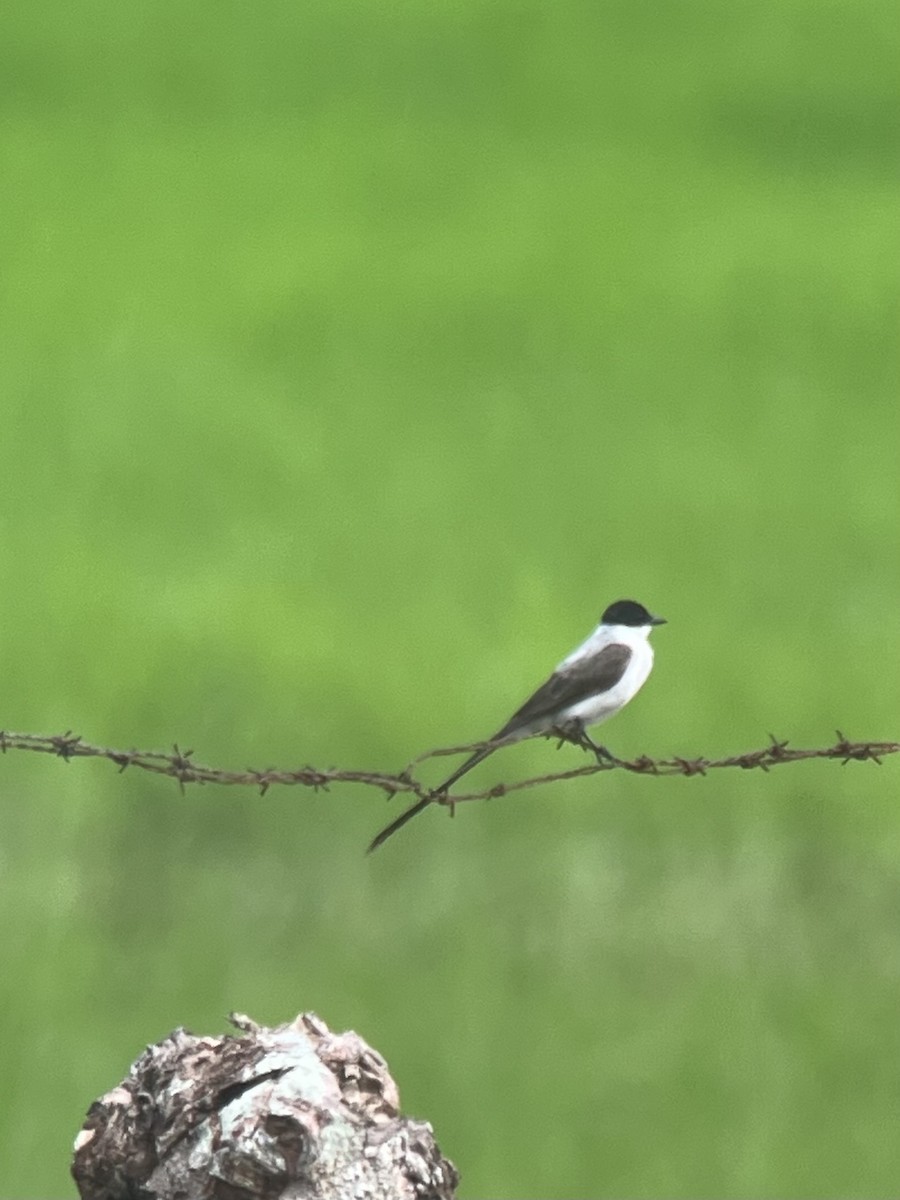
0, 729, 896, 807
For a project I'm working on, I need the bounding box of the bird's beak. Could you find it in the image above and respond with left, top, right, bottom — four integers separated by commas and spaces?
649, 614, 667, 626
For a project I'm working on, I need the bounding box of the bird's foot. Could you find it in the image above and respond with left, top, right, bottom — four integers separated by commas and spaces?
551, 720, 587, 750
585, 738, 617, 764
554, 720, 580, 748
575, 731, 619, 764
549, 722, 618, 764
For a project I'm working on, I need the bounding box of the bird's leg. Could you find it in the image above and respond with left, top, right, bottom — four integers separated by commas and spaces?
551, 719, 588, 750
549, 721, 576, 750
582, 735, 617, 764
550, 720, 617, 764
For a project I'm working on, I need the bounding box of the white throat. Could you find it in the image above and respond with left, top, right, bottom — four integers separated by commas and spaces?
559, 621, 653, 670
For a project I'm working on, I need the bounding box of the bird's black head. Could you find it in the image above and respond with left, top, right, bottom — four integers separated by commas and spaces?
601, 599, 666, 627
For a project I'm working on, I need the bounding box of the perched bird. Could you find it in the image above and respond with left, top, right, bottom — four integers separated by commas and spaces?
367, 598, 666, 852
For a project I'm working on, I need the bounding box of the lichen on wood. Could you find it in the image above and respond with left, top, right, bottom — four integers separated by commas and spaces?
72, 1011, 458, 1200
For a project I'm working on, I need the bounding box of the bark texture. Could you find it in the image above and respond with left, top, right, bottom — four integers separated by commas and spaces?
72, 1011, 458, 1200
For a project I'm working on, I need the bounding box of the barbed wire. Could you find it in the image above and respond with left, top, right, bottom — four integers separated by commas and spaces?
0, 729, 896, 807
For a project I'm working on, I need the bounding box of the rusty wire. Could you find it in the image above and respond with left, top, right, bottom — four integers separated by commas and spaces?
0, 729, 895, 807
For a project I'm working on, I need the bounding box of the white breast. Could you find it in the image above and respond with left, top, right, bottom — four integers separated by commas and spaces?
558, 622, 655, 729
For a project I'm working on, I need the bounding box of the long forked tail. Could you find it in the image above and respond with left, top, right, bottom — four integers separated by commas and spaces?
366, 743, 498, 853
432, 742, 496, 794
366, 794, 433, 853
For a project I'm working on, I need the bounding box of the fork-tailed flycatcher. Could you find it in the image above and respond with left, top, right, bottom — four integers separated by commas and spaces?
367, 599, 665, 852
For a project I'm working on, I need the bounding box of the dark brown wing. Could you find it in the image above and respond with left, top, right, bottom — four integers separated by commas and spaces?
367, 642, 634, 847
496, 641, 632, 738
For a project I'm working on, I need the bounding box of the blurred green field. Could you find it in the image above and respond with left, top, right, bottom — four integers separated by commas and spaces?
2, 0, 899, 1195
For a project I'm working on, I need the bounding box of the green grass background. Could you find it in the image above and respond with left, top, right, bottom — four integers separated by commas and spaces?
2, 1, 899, 1195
